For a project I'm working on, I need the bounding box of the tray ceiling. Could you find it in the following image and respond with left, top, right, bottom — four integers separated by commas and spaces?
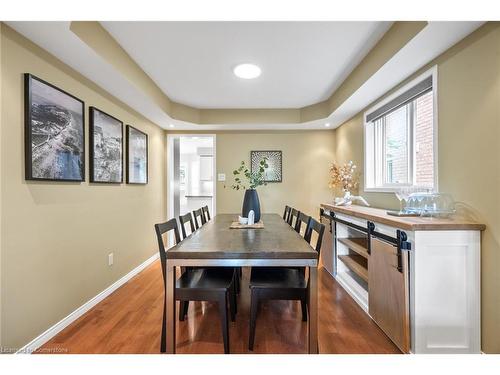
101, 21, 392, 108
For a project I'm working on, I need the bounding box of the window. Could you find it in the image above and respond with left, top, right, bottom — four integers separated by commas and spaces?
364, 69, 437, 192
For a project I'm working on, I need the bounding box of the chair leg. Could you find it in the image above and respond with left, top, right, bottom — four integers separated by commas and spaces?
235, 270, 240, 294
230, 282, 237, 321
160, 304, 166, 353
179, 301, 189, 321
249, 289, 260, 351
301, 298, 308, 322
218, 293, 230, 354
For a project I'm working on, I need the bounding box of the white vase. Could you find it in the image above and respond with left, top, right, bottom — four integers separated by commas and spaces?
334, 190, 353, 206
248, 210, 255, 225
343, 191, 353, 205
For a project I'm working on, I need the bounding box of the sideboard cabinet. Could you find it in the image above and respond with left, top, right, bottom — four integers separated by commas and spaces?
320, 204, 485, 354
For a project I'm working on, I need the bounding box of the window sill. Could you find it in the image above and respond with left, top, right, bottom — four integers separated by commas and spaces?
364, 187, 406, 193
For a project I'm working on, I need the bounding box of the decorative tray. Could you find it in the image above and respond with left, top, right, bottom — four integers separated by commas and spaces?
229, 221, 264, 229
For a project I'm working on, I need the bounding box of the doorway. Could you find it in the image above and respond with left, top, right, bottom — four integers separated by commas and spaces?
167, 135, 216, 223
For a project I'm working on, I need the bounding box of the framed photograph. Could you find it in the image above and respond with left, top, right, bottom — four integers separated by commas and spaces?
251, 150, 282, 182
126, 125, 148, 184
89, 107, 123, 183
24, 73, 85, 181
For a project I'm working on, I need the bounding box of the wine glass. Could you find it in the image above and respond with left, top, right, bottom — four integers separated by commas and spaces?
411, 186, 432, 214
395, 187, 411, 213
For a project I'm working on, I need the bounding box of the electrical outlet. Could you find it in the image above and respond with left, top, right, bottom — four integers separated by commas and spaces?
108, 252, 114, 266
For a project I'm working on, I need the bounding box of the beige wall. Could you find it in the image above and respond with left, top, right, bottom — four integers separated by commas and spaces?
0, 24, 167, 349
179, 131, 335, 219
333, 23, 500, 353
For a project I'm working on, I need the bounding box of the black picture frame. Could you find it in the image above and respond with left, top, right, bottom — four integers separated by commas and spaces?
126, 125, 148, 184
250, 150, 283, 183
89, 107, 124, 184
24, 73, 85, 182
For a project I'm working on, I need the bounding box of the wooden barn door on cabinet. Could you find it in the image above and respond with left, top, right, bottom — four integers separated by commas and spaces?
368, 237, 410, 353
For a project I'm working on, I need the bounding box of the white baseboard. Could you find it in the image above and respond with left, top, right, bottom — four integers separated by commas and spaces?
15, 252, 159, 354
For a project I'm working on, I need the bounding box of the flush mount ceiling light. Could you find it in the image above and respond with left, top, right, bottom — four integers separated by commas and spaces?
233, 63, 261, 79
325, 123, 331, 127
169, 124, 175, 128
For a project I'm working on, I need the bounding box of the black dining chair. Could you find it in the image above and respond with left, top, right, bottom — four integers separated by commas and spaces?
247, 217, 325, 351
179, 212, 196, 240
179, 210, 241, 304
192, 207, 242, 294
288, 208, 300, 228
283, 205, 291, 222
295, 212, 311, 234
155, 218, 237, 354
178, 211, 197, 317
192, 208, 206, 229
202, 205, 211, 222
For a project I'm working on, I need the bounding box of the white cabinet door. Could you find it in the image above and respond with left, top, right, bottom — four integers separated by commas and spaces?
199, 156, 213, 181
411, 230, 481, 353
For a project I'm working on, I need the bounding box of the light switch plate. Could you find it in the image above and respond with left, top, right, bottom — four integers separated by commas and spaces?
218, 173, 226, 182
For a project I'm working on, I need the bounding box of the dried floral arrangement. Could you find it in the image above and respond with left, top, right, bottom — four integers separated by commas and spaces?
329, 161, 359, 193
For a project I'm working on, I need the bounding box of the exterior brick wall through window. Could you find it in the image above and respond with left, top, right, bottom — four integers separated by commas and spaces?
415, 91, 434, 187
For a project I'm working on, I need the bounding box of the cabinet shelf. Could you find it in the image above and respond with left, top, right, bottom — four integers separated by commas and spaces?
338, 254, 368, 282
338, 237, 369, 259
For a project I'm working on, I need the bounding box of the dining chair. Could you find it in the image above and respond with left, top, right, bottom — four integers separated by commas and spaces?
179, 212, 196, 240
247, 217, 325, 351
178, 212, 197, 318
288, 208, 300, 228
180, 211, 241, 300
295, 212, 311, 234
202, 205, 211, 222
192, 208, 206, 230
283, 205, 291, 222
155, 218, 237, 354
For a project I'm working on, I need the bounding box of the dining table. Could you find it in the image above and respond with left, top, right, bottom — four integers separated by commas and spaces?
164, 213, 319, 354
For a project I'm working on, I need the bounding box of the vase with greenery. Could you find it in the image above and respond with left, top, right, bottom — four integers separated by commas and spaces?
229, 157, 268, 222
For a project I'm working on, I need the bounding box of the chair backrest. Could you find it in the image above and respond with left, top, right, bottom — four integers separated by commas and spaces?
295, 212, 311, 234
192, 208, 206, 229
288, 208, 300, 227
179, 212, 196, 240
154, 218, 181, 280
304, 217, 326, 254
202, 205, 211, 222
283, 205, 291, 222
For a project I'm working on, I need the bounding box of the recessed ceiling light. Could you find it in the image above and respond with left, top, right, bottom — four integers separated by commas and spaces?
169, 124, 174, 128
233, 63, 261, 79
325, 123, 331, 127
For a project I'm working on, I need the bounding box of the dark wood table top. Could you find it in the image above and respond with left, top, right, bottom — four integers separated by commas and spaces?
166, 214, 318, 259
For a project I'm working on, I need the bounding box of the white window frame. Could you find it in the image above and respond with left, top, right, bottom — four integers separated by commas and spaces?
364, 66, 439, 193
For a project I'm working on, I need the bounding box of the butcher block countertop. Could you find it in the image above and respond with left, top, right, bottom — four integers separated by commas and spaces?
321, 203, 486, 231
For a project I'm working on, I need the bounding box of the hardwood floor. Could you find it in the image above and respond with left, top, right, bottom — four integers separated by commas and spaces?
39, 261, 400, 354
